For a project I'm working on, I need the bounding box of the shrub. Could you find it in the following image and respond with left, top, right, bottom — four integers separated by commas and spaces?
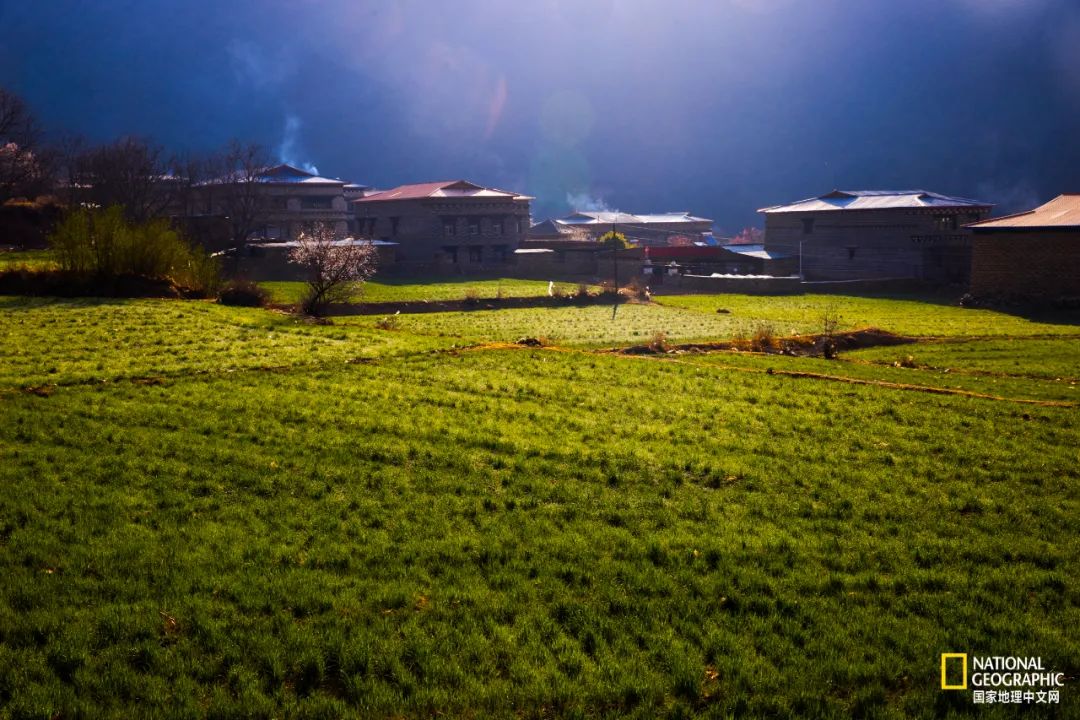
648, 331, 669, 353
49, 206, 220, 294
463, 288, 481, 304
375, 313, 401, 331
749, 322, 777, 352
818, 305, 841, 359
217, 279, 270, 307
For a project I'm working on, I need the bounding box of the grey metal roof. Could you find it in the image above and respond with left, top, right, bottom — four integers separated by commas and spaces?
249, 238, 398, 247
201, 163, 347, 187
554, 210, 713, 225
759, 189, 992, 214
721, 243, 791, 260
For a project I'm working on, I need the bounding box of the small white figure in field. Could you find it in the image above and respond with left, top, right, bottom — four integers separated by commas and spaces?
548, 280, 554, 297
644, 285, 651, 301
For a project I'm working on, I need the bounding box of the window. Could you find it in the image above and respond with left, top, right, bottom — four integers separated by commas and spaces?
390, 216, 400, 236
492, 219, 504, 235
934, 215, 958, 231
802, 218, 815, 235
442, 245, 458, 263
516, 218, 523, 235
301, 196, 334, 210
444, 220, 456, 236
846, 246, 857, 260
468, 219, 479, 236
491, 245, 508, 263
366, 218, 377, 236
468, 245, 483, 263
267, 196, 289, 210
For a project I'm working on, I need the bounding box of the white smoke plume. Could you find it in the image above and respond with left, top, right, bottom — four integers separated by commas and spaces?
566, 191, 614, 213
277, 115, 319, 175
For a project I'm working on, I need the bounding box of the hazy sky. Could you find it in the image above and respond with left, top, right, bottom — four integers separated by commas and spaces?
2, 0, 1078, 231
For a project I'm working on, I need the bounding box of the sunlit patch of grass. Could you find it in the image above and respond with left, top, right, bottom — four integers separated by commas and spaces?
0, 296, 453, 388
337, 303, 749, 346
260, 278, 596, 305
656, 293, 1080, 337
0, 249, 59, 271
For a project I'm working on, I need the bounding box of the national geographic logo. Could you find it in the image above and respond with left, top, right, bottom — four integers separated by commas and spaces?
942, 653, 968, 690
941, 653, 1065, 706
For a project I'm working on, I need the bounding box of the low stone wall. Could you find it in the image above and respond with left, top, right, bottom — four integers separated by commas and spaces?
672, 274, 803, 294
660, 274, 935, 295
800, 278, 935, 294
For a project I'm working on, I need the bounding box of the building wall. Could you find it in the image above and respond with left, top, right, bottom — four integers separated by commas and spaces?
763, 207, 989, 282
970, 231, 1080, 298
354, 196, 530, 274
193, 183, 350, 242
250, 184, 350, 240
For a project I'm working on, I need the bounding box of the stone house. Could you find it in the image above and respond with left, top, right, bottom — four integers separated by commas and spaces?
352, 180, 532, 274
966, 194, 1080, 300
194, 164, 354, 242
759, 190, 992, 282
540, 210, 714, 247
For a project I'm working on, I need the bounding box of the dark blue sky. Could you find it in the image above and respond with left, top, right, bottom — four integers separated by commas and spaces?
2, 0, 1078, 231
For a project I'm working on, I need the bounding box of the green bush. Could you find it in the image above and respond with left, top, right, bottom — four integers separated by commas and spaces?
217, 279, 270, 307
49, 206, 220, 295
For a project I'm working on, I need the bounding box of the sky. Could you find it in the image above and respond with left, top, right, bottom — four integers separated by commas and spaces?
1, 0, 1079, 232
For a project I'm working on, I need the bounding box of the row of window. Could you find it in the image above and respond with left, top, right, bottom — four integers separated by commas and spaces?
801, 214, 981, 235
263, 196, 338, 210
442, 217, 523, 237
356, 216, 524, 238
441, 245, 510, 263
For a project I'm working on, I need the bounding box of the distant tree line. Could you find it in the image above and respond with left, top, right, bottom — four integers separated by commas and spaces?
0, 85, 272, 250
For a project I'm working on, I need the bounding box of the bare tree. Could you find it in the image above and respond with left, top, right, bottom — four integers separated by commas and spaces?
75, 136, 173, 221
0, 87, 48, 201
53, 132, 87, 208
288, 222, 377, 315
212, 140, 270, 248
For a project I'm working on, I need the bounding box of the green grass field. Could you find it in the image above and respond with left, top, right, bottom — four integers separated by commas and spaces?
261, 279, 596, 305
0, 250, 59, 272
1, 288, 1078, 719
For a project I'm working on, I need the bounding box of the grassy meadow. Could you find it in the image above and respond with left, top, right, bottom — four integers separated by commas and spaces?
260, 279, 597, 306
1, 285, 1078, 719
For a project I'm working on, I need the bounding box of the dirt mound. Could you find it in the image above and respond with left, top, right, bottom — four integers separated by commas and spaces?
615, 327, 915, 358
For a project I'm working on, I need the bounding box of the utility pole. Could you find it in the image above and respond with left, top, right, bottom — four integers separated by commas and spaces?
610, 220, 621, 319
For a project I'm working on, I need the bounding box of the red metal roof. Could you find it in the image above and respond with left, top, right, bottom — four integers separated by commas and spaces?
355, 180, 530, 202
359, 181, 461, 201
967, 194, 1080, 230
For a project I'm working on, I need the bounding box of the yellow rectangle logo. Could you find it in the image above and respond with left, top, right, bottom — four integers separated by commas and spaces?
941, 653, 968, 690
